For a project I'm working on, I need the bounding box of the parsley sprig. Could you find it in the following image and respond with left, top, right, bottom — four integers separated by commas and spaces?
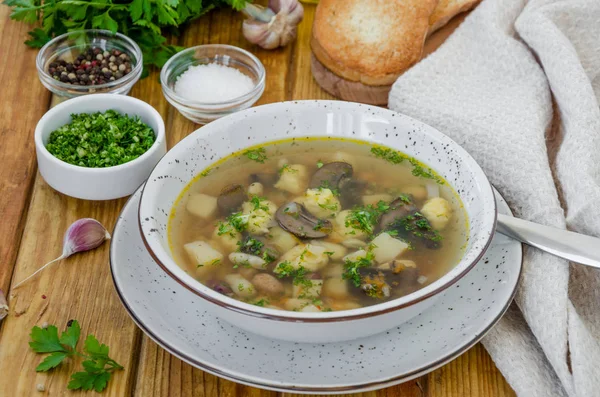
4, 0, 248, 73
29, 320, 123, 392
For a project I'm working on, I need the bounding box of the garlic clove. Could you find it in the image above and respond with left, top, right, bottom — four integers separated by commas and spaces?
0, 289, 8, 321
62, 218, 111, 258
12, 218, 110, 289
270, 0, 304, 25
242, 0, 304, 50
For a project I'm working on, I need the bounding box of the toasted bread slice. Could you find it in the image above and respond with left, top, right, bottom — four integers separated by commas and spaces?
311, 0, 439, 86
429, 0, 481, 33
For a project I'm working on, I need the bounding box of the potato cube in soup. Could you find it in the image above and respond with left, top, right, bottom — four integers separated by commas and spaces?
371, 233, 409, 264
267, 226, 298, 252
224, 274, 256, 298
274, 164, 308, 195
421, 197, 452, 230
186, 193, 217, 219
184, 241, 223, 273
323, 277, 348, 299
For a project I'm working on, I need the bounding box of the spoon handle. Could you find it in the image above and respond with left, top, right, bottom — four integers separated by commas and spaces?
496, 214, 600, 269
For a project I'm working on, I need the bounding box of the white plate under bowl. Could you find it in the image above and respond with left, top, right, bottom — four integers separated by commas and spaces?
110, 187, 521, 394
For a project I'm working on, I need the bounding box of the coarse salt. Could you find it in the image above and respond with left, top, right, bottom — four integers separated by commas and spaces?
174, 63, 255, 103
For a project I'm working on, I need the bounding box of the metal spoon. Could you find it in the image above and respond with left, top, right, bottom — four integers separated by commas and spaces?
496, 214, 600, 269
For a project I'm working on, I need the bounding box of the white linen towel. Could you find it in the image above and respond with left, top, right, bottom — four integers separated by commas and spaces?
388, 0, 600, 395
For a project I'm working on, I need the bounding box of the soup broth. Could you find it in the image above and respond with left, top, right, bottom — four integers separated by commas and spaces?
169, 138, 468, 312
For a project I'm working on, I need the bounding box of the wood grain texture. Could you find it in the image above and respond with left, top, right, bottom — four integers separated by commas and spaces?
0, 6, 52, 292
0, 3, 515, 396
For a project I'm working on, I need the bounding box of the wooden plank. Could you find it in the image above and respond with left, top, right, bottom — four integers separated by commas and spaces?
0, 55, 168, 397
0, 7, 52, 292
427, 344, 515, 397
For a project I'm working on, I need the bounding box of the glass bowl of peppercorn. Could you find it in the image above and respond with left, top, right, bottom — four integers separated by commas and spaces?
36, 29, 143, 99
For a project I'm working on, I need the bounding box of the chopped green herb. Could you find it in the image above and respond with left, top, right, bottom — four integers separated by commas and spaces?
318, 202, 339, 211
250, 196, 270, 211
324, 251, 335, 256
45, 110, 156, 168
238, 283, 245, 291
200, 168, 212, 177
210, 259, 221, 266
240, 237, 264, 255
279, 164, 297, 174
371, 147, 444, 184
244, 148, 267, 163
316, 160, 324, 168
343, 250, 375, 287
370, 147, 406, 165
29, 320, 123, 392
254, 299, 269, 307
345, 200, 390, 235
318, 180, 340, 196
275, 262, 313, 288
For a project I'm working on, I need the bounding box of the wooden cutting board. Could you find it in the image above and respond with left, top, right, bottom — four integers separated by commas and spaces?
311, 12, 469, 105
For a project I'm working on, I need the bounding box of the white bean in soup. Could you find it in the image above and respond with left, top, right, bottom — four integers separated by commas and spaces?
168, 138, 468, 312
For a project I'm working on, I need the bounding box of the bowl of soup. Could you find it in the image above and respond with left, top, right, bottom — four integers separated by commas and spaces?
139, 101, 496, 343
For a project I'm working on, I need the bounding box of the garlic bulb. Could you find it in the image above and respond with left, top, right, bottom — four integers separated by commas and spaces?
13, 218, 111, 289
242, 0, 304, 50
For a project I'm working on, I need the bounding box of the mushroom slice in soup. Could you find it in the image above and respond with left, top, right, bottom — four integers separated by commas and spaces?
275, 202, 333, 239
309, 162, 353, 190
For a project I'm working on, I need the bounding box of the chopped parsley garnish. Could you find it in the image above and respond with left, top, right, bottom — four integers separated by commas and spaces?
318, 180, 340, 196
244, 147, 268, 163
343, 250, 375, 287
318, 202, 339, 211
370, 147, 406, 164
240, 236, 264, 255
237, 283, 245, 291
250, 196, 270, 211
46, 110, 156, 168
324, 251, 335, 256
253, 299, 269, 307
279, 164, 297, 174
217, 212, 249, 236
393, 212, 443, 243
275, 262, 313, 288
345, 200, 390, 235
371, 147, 444, 184
200, 168, 212, 177
316, 160, 324, 168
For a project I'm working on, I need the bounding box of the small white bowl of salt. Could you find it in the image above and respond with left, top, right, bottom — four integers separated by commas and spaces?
161, 44, 266, 124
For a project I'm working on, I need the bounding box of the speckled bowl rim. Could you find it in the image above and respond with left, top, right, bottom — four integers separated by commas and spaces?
112, 186, 521, 393
138, 100, 498, 322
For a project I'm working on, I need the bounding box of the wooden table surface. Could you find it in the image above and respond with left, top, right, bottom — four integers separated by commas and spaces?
0, 3, 516, 396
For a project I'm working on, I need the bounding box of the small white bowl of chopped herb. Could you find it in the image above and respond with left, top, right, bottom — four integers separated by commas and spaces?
35, 94, 166, 200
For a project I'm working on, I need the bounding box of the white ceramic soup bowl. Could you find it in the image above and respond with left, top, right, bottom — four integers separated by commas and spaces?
35, 94, 166, 200
139, 101, 496, 343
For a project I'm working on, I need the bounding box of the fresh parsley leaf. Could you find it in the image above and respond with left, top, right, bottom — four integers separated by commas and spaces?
244, 148, 267, 163
24, 28, 52, 48
36, 352, 69, 372
29, 325, 67, 354
68, 370, 111, 393
316, 160, 324, 168
29, 320, 123, 392
59, 320, 80, 350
